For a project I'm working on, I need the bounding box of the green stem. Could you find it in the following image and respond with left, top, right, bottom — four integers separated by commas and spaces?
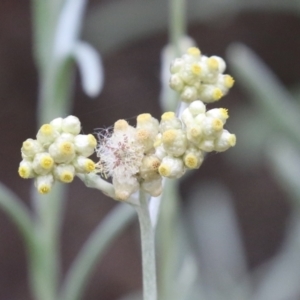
157, 179, 180, 300
169, 0, 186, 56
59, 204, 136, 300
136, 191, 157, 300
29, 184, 66, 300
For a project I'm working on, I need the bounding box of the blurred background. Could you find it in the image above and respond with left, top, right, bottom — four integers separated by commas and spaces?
0, 0, 300, 299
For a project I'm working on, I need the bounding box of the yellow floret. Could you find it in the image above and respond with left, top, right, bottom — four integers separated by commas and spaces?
191, 63, 202, 75
220, 108, 229, 119
88, 134, 97, 147
184, 154, 198, 169
59, 171, 74, 183
162, 130, 177, 144
84, 159, 95, 172
158, 164, 171, 177
18, 166, 30, 178
229, 134, 237, 147
187, 47, 201, 56
207, 57, 219, 71
212, 88, 223, 101
136, 129, 150, 141
212, 119, 223, 131
224, 75, 235, 88
38, 185, 51, 194
137, 113, 152, 123
114, 119, 128, 131
190, 126, 201, 138
40, 156, 54, 169
22, 140, 33, 151
40, 124, 54, 135
59, 141, 74, 155
161, 112, 175, 121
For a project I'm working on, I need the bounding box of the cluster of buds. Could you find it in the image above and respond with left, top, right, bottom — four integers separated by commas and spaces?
18, 116, 97, 194
96, 99, 236, 200
154, 101, 236, 178
169, 47, 235, 103
96, 114, 163, 201
18, 47, 236, 202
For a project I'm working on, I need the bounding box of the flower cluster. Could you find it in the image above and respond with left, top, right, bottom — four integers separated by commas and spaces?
18, 47, 236, 202
154, 101, 236, 178
18, 116, 96, 194
169, 47, 235, 103
95, 46, 236, 201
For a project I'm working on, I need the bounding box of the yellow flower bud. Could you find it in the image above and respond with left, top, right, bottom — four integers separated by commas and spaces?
34, 174, 54, 194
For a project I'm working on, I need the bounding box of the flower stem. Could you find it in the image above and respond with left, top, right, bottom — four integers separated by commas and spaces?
136, 191, 157, 300
169, 0, 186, 56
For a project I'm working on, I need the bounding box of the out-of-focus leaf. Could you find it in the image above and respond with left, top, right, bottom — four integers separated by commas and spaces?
227, 43, 300, 148
265, 137, 300, 203
73, 41, 104, 97
253, 213, 300, 300
185, 181, 248, 299
59, 203, 136, 300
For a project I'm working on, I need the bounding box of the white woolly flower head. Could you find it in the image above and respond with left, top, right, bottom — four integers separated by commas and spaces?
96, 116, 164, 201
96, 120, 144, 181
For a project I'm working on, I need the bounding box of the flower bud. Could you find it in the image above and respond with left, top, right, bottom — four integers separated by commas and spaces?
49, 140, 76, 163
53, 164, 75, 183
181, 86, 198, 102
36, 124, 59, 146
18, 160, 35, 178
198, 85, 223, 103
202, 117, 224, 138
21, 139, 43, 159
183, 147, 204, 169
206, 108, 229, 124
62, 116, 81, 135
214, 130, 236, 152
181, 107, 194, 126
74, 134, 97, 157
50, 118, 63, 132
159, 112, 182, 133
162, 129, 187, 157
186, 124, 203, 144
34, 174, 54, 194
139, 155, 161, 180
170, 58, 184, 73
169, 74, 184, 92
158, 156, 185, 178
141, 175, 162, 197
113, 176, 139, 201
207, 55, 226, 73
199, 139, 215, 152
32, 153, 54, 175
189, 100, 206, 116
73, 156, 96, 173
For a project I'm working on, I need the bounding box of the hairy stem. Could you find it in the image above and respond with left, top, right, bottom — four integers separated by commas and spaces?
136, 191, 157, 300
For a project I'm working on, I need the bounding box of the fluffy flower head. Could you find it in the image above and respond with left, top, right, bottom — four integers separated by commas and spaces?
96, 116, 163, 200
